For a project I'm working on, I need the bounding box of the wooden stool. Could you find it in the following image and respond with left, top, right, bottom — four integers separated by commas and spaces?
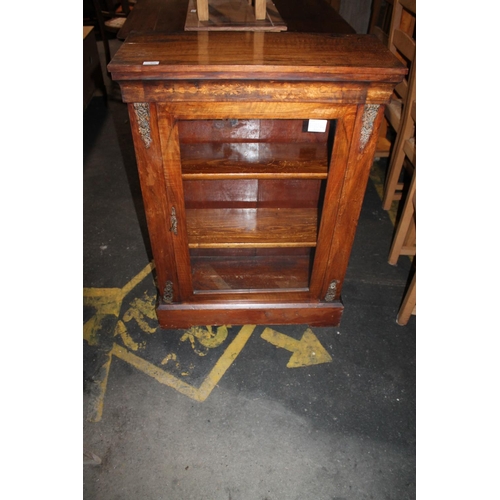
196, 0, 267, 21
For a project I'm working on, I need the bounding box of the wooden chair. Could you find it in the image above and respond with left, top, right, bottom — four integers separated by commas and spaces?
387, 97, 416, 326
397, 266, 415, 325
388, 98, 415, 265
390, 167, 415, 326
91, 0, 132, 68
382, 57, 416, 210
369, 0, 394, 46
83, 26, 106, 109
373, 0, 415, 168
380, 0, 415, 206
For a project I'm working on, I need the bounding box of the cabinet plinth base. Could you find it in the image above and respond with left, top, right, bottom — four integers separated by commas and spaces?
156, 300, 344, 329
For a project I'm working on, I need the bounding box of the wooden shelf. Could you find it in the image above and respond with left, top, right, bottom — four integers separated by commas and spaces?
191, 254, 311, 290
181, 142, 328, 179
186, 207, 318, 248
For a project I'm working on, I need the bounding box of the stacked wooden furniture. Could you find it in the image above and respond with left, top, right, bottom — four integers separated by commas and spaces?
387, 96, 416, 325
373, 0, 415, 170
91, 0, 134, 67
381, 0, 416, 210
83, 26, 105, 110
368, 0, 394, 46
108, 31, 406, 328
369, 0, 394, 157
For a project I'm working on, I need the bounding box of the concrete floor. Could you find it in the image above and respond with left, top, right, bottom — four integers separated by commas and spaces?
83, 37, 415, 500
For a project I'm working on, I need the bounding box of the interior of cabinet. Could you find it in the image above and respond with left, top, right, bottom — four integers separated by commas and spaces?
178, 118, 334, 293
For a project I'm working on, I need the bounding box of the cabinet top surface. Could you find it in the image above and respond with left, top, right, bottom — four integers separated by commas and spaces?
108, 32, 406, 82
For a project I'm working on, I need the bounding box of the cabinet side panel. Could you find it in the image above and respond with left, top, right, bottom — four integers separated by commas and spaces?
309, 106, 357, 298
321, 103, 386, 299
127, 102, 179, 300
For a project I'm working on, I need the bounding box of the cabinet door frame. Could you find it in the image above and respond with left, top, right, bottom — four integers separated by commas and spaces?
129, 100, 384, 306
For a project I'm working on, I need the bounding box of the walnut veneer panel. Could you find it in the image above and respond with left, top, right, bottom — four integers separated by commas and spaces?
108, 32, 407, 83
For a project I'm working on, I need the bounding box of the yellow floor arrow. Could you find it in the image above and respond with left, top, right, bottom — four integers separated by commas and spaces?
261, 327, 333, 368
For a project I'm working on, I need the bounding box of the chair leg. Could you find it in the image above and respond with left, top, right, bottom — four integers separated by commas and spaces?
92, 0, 112, 68
388, 171, 415, 265
397, 272, 416, 325
197, 0, 209, 21
382, 126, 406, 210
255, 0, 266, 19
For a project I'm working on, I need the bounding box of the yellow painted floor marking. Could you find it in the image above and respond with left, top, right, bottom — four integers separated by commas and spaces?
181, 325, 229, 356
86, 351, 113, 423
111, 324, 256, 403
84, 262, 155, 346
85, 263, 255, 419
85, 263, 157, 422
84, 260, 332, 420
112, 344, 202, 401
261, 327, 332, 368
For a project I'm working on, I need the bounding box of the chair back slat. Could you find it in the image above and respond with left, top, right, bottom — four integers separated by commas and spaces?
392, 29, 415, 63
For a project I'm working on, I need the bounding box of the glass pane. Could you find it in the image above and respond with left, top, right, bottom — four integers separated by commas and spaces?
178, 118, 333, 294
190, 248, 315, 292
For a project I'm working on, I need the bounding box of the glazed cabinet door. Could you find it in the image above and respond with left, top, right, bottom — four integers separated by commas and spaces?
151, 103, 361, 305
128, 101, 380, 312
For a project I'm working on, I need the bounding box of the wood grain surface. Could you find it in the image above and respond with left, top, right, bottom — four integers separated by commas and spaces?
108, 32, 407, 82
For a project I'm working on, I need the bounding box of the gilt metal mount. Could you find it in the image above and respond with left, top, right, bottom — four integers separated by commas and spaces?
170, 207, 178, 235
133, 103, 152, 148
324, 280, 338, 302
163, 281, 174, 304
359, 104, 380, 151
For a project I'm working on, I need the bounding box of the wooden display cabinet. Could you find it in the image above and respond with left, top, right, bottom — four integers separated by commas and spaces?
108, 32, 405, 328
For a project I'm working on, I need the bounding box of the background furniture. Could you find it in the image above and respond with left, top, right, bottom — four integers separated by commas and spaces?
387, 97, 416, 325
397, 267, 415, 325
373, 0, 415, 172
108, 31, 405, 328
381, 0, 415, 210
196, 0, 266, 22
116, 0, 356, 40
369, 0, 394, 157
83, 26, 106, 110
91, 0, 132, 67
184, 0, 287, 31
369, 0, 393, 45
383, 58, 416, 211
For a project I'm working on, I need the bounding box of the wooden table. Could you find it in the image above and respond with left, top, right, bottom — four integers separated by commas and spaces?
117, 0, 356, 39
108, 27, 405, 328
